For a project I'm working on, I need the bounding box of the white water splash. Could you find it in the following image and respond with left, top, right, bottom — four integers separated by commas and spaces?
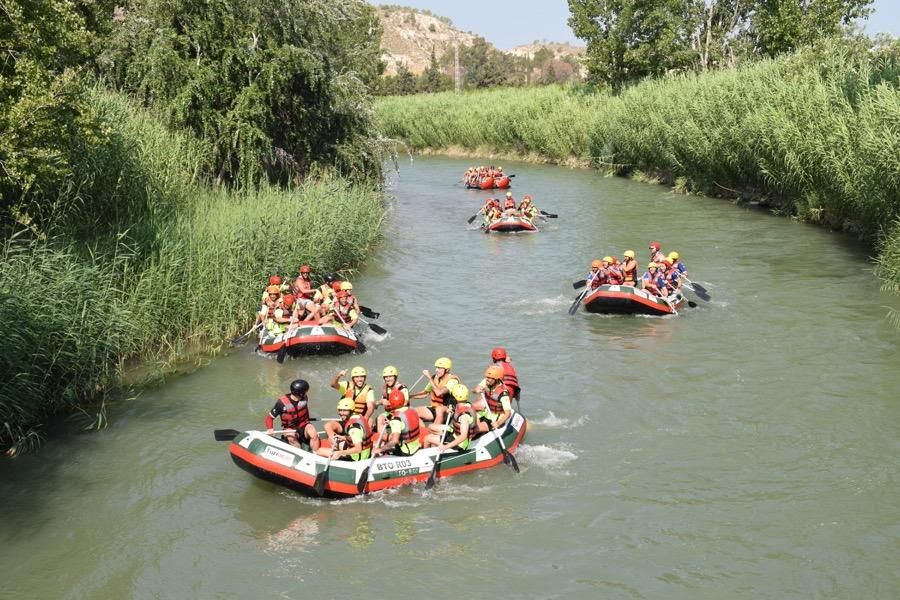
516, 443, 578, 470
529, 411, 590, 429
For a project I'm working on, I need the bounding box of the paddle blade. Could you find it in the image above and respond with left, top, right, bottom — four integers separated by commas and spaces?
360, 306, 380, 319
313, 469, 328, 496
540, 211, 558, 218
367, 322, 387, 335
357, 467, 370, 494
355, 338, 367, 353
567, 291, 585, 315
214, 429, 241, 441
467, 213, 478, 224
690, 281, 709, 294
572, 279, 586, 289
276, 347, 288, 364
507, 451, 520, 473
687, 300, 698, 308
425, 467, 438, 489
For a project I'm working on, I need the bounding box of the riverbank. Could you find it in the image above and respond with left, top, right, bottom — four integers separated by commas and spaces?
0, 90, 385, 454
376, 44, 900, 310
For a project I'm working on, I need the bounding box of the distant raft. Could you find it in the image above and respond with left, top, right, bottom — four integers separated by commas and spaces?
257, 323, 361, 356
465, 176, 510, 190
229, 411, 527, 498
581, 284, 684, 315
484, 216, 538, 233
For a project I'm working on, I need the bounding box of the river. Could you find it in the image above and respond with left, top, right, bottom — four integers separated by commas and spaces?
2, 155, 899, 598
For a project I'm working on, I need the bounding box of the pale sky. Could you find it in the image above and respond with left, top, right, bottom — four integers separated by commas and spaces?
370, 0, 900, 50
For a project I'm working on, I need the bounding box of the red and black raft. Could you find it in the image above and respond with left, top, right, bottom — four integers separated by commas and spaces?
257, 322, 361, 356
484, 216, 538, 233
581, 284, 685, 315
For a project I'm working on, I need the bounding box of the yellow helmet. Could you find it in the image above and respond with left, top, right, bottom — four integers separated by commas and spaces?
382, 365, 398, 378
497, 166, 503, 171
350, 366, 367, 378
624, 250, 635, 259
337, 398, 354, 411
602, 256, 612, 263
434, 357, 452, 370
648, 262, 658, 269
340, 281, 353, 291
668, 251, 680, 260
451, 384, 470, 403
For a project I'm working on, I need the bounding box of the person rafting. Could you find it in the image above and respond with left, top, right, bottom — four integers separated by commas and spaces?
668, 251, 687, 277
502, 191, 517, 215
330, 366, 375, 424
621, 250, 638, 286
292, 265, 315, 302
339, 281, 360, 315
425, 384, 475, 451
376, 365, 408, 432
410, 357, 459, 426
319, 290, 358, 328
482, 199, 502, 226
472, 365, 512, 433
256, 284, 282, 327
373, 388, 422, 457
490, 347, 520, 403
649, 242, 667, 265
518, 196, 538, 221
265, 379, 320, 451
641, 263, 664, 297
605, 256, 625, 285
317, 398, 372, 461
589, 259, 610, 288
314, 273, 338, 306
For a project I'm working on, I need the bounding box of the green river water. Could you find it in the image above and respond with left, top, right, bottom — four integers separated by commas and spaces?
1, 156, 899, 598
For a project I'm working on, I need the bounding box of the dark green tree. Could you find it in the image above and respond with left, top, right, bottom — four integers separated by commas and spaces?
99, 0, 384, 185
419, 46, 452, 93
751, 0, 872, 57
461, 36, 514, 88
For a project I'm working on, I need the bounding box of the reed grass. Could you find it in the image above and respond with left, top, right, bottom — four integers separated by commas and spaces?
1, 91, 384, 452
376, 45, 900, 322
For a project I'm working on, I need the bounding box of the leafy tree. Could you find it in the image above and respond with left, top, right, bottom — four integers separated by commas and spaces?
568, 0, 698, 88
418, 46, 452, 93
461, 36, 515, 88
99, 0, 384, 185
751, 0, 872, 57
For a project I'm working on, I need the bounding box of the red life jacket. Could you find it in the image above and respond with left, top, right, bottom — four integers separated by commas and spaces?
482, 382, 510, 414
381, 382, 408, 400
393, 408, 420, 444
293, 277, 314, 299
346, 415, 373, 452
452, 404, 477, 440
499, 361, 519, 398
608, 265, 625, 285
343, 384, 372, 416
591, 268, 610, 288
278, 395, 310, 430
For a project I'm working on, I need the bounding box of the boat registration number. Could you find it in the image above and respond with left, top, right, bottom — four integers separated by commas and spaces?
375, 459, 414, 474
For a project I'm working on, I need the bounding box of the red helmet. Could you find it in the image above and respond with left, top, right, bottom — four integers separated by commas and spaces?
335, 290, 348, 299
386, 388, 406, 411
268, 275, 282, 286
649, 242, 661, 251
282, 294, 295, 307
331, 281, 342, 291
491, 347, 507, 361
299, 264, 311, 274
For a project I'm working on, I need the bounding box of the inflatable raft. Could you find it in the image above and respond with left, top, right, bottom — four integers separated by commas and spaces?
581, 284, 685, 315
484, 216, 538, 233
229, 411, 527, 498
257, 322, 361, 356
465, 176, 510, 190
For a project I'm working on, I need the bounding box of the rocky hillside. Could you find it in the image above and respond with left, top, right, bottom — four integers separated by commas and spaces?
375, 5, 584, 77
376, 6, 477, 75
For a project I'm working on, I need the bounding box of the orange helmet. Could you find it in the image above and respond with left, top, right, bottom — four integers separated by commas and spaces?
491, 347, 507, 361
591, 259, 603, 269
335, 290, 348, 299
299, 264, 311, 274
331, 281, 342, 291
386, 388, 406, 411
268, 275, 282, 286
484, 365, 504, 379
282, 294, 295, 307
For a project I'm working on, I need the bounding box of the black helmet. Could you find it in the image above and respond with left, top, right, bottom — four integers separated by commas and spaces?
325, 273, 336, 283
290, 379, 309, 396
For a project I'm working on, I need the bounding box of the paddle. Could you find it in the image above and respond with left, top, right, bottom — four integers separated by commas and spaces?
681, 280, 710, 302
359, 306, 380, 319
358, 316, 387, 336
314, 445, 337, 496
276, 345, 289, 364
681, 275, 708, 295
538, 210, 557, 218
467, 212, 480, 225
572, 279, 587, 289
230, 322, 262, 346
485, 417, 519, 473
357, 427, 388, 494
425, 419, 453, 490
567, 285, 592, 315
335, 310, 366, 353
213, 421, 338, 442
